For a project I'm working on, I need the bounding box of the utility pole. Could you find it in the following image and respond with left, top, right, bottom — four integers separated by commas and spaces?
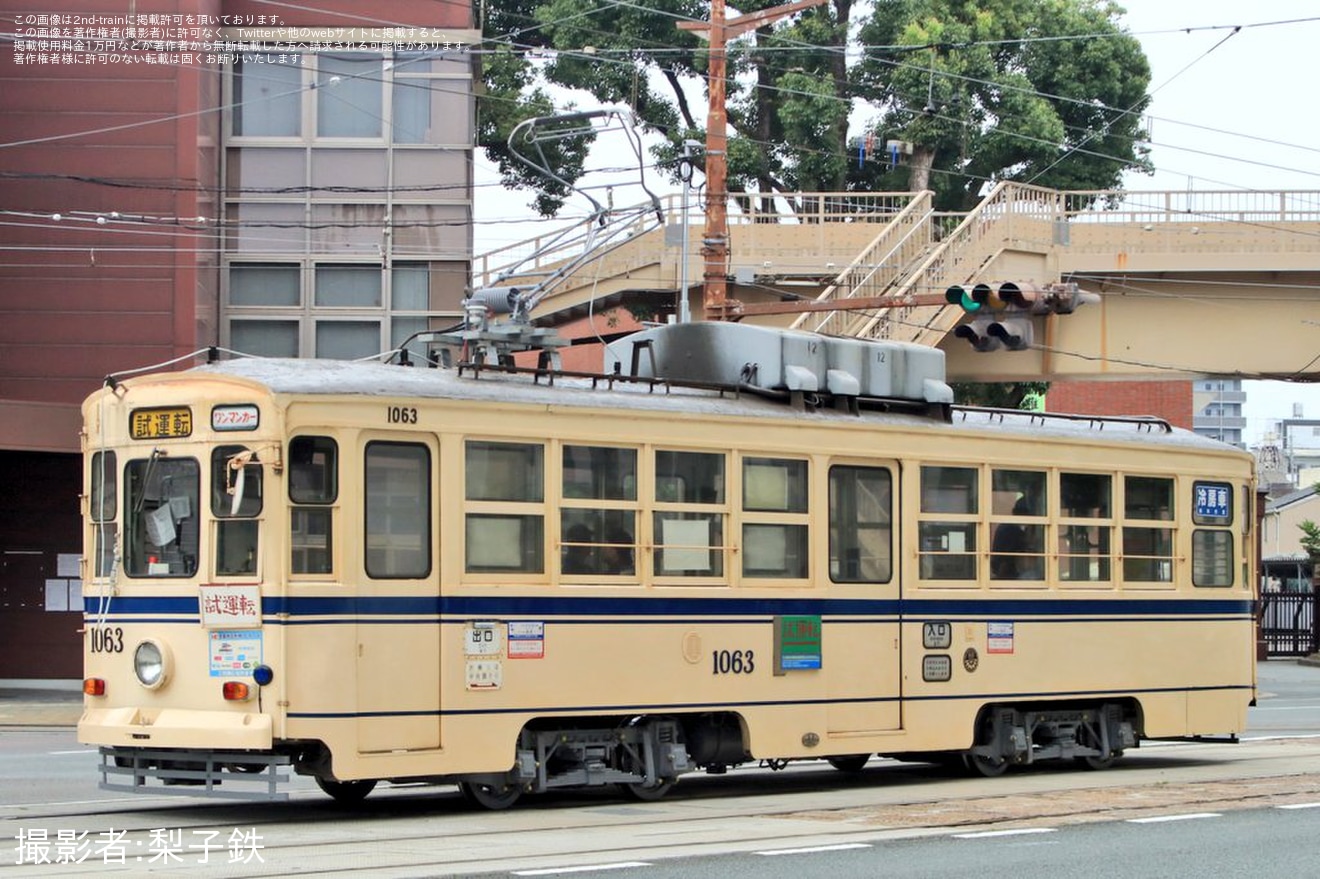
678, 0, 828, 321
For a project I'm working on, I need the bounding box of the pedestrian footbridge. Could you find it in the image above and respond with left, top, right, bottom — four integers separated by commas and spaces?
475, 183, 1320, 382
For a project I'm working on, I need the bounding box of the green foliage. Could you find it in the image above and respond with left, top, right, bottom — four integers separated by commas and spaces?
478, 0, 1152, 215
952, 381, 1050, 409
1300, 520, 1320, 565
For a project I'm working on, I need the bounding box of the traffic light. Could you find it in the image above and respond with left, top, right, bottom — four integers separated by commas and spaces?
953, 314, 1000, 351
945, 284, 981, 312
986, 314, 1033, 350
948, 281, 1096, 352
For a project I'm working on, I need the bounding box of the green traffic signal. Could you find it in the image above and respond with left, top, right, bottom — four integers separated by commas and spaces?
944, 285, 981, 312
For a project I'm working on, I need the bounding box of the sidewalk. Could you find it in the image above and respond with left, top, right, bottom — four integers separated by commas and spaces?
0, 688, 84, 727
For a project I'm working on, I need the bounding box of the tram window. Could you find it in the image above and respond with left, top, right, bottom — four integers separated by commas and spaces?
560, 446, 637, 578
291, 509, 332, 574
653, 450, 726, 579
990, 469, 1045, 581
1192, 530, 1234, 587
563, 445, 636, 501
124, 456, 200, 578
90, 452, 117, 579
212, 446, 263, 518
561, 509, 636, 576
289, 437, 338, 503
1123, 476, 1174, 583
467, 441, 543, 502
743, 458, 807, 513
829, 466, 892, 583
467, 514, 544, 573
653, 512, 724, 577
919, 466, 978, 580
920, 466, 977, 514
365, 442, 431, 579
465, 441, 545, 575
1059, 472, 1113, 583
90, 451, 117, 522
740, 458, 808, 579
290, 436, 337, 575
1061, 473, 1111, 518
656, 451, 724, 504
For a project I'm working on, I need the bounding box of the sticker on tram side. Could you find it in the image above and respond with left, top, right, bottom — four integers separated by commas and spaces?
210, 630, 263, 677
922, 654, 952, 682
465, 660, 503, 689
507, 621, 545, 659
465, 621, 503, 657
922, 621, 952, 649
987, 621, 1015, 654
199, 585, 262, 628
773, 615, 822, 674
963, 647, 979, 673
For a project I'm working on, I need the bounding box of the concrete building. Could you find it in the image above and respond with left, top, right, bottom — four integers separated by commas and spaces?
1193, 378, 1247, 446
0, 0, 477, 679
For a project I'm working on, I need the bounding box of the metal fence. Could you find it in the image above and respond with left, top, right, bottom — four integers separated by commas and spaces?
1260, 592, 1316, 657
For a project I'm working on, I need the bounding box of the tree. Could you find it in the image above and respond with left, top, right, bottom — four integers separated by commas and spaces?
477, 0, 1152, 215
952, 381, 1049, 410
1300, 520, 1320, 568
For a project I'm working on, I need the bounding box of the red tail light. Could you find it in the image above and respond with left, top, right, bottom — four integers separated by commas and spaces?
222, 681, 251, 701
83, 678, 106, 696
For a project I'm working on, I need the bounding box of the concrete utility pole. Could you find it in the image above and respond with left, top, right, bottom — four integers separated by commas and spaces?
678, 0, 828, 321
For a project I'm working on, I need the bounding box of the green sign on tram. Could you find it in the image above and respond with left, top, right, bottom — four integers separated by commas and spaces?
774, 614, 822, 674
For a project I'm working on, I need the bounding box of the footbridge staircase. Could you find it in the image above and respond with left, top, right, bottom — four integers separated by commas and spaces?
476, 184, 1320, 382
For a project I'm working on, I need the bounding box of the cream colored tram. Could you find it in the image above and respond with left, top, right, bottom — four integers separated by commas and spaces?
79, 324, 1257, 807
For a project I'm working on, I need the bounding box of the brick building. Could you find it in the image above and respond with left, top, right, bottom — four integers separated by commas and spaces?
0, 0, 477, 679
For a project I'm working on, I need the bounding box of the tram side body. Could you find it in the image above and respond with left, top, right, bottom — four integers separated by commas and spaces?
77, 360, 1258, 802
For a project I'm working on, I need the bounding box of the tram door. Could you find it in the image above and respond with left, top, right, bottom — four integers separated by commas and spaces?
355, 433, 441, 753
826, 462, 902, 734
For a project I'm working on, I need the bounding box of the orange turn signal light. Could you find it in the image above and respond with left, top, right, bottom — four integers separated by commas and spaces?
83, 678, 106, 696
222, 681, 251, 701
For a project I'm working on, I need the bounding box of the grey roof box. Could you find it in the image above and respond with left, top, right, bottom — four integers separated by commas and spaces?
605, 322, 953, 405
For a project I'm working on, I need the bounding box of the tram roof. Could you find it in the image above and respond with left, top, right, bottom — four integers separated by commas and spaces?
184, 356, 1239, 455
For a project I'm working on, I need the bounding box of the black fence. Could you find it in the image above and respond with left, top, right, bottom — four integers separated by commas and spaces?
1260, 592, 1316, 657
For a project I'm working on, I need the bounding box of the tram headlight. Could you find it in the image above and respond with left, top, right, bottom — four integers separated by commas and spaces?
132, 640, 171, 690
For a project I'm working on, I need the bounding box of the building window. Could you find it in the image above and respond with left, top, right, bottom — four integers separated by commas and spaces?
233, 56, 302, 137
315, 265, 382, 308
316, 321, 380, 360
230, 263, 300, 307
317, 53, 383, 138
230, 320, 299, 357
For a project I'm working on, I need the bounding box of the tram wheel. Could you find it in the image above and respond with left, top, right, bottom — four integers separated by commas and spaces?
963, 753, 1010, 778
620, 777, 677, 801
826, 754, 871, 773
459, 780, 523, 810
315, 777, 377, 803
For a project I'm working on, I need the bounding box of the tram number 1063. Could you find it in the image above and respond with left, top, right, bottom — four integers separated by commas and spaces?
386, 406, 418, 424
89, 626, 124, 654
712, 649, 754, 675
